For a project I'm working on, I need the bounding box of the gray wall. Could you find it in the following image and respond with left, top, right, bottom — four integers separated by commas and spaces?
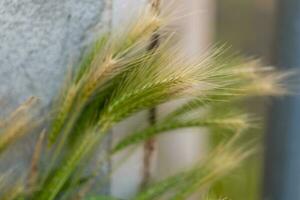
0, 0, 112, 194
0, 0, 111, 115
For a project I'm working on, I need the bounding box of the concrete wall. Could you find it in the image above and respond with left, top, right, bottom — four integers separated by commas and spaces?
0, 0, 112, 115
0, 0, 112, 193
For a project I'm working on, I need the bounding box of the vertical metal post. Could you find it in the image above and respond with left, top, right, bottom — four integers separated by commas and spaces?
264, 0, 300, 199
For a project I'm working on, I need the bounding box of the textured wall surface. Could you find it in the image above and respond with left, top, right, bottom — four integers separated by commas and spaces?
0, 0, 112, 194
0, 0, 110, 115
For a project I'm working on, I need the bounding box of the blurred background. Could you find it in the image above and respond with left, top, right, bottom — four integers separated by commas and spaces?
213, 0, 275, 199
217, 1, 300, 200
112, 0, 299, 199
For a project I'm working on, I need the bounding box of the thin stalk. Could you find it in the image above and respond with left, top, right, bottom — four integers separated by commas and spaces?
43, 105, 83, 183
142, 0, 161, 189
36, 122, 111, 200
112, 117, 248, 153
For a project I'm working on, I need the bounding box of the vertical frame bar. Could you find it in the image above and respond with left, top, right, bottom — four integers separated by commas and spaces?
264, 0, 300, 199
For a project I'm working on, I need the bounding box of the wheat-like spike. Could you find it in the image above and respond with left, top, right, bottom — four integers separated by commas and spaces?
48, 84, 79, 144
103, 76, 186, 121
170, 153, 246, 200
0, 97, 38, 155
6, 96, 37, 118
75, 33, 110, 83
48, 35, 111, 144
47, 6, 165, 146
111, 6, 163, 57
102, 46, 240, 126
36, 8, 168, 200
168, 140, 256, 200
166, 64, 292, 120
242, 71, 291, 96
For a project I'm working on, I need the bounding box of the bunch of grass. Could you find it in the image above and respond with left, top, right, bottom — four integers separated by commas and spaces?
0, 5, 290, 200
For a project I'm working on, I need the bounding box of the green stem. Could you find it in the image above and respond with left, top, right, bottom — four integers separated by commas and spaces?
112, 118, 241, 153
36, 124, 109, 200
43, 107, 82, 183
